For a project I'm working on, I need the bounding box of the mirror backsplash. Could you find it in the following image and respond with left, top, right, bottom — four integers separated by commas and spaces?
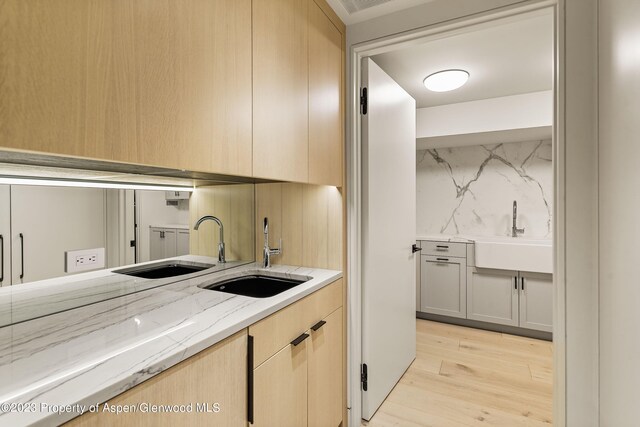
0, 182, 256, 327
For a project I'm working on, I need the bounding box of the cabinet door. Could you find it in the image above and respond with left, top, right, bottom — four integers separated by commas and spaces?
253, 339, 308, 427
467, 267, 518, 326
416, 241, 422, 311
66, 330, 247, 427
0, 0, 252, 176
11, 186, 106, 284
420, 255, 466, 318
149, 228, 177, 261
176, 230, 190, 256
519, 272, 553, 332
308, 0, 343, 186
0, 186, 10, 286
308, 307, 343, 427
252, 0, 309, 182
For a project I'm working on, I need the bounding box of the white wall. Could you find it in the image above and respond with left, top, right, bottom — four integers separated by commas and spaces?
598, 0, 639, 424
417, 91, 553, 138
137, 190, 190, 263
417, 140, 552, 238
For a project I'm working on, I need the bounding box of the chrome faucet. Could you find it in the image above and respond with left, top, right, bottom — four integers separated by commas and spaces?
194, 215, 226, 263
512, 201, 525, 237
262, 217, 282, 268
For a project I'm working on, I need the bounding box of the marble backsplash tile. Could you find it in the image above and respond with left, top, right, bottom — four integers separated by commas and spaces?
417, 139, 553, 238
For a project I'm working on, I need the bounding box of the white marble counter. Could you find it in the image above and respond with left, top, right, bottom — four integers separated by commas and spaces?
416, 234, 475, 243
0, 262, 342, 426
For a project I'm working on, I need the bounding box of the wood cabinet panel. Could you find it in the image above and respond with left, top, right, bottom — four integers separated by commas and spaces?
0, 0, 252, 176
308, 0, 343, 187
65, 330, 247, 427
253, 339, 308, 427
308, 307, 343, 427
252, 0, 309, 182
249, 279, 342, 368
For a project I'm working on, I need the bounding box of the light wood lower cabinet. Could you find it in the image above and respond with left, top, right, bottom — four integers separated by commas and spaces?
65, 330, 247, 427
250, 279, 343, 427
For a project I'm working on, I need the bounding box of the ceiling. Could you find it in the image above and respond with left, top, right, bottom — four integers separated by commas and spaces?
325, 0, 435, 25
371, 9, 553, 108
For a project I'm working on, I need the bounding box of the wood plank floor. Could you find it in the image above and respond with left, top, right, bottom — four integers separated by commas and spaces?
362, 319, 553, 427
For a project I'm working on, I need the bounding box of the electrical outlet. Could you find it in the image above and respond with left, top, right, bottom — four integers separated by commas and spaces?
66, 248, 105, 273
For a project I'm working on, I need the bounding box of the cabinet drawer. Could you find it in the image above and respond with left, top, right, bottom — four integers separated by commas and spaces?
421, 241, 467, 258
249, 278, 342, 368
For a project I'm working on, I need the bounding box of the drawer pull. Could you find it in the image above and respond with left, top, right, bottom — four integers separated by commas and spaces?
311, 320, 326, 331
436, 258, 449, 262
436, 245, 449, 250
290, 333, 310, 346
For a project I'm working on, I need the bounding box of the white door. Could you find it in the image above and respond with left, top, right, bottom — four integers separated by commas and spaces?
0, 186, 10, 286
361, 58, 417, 420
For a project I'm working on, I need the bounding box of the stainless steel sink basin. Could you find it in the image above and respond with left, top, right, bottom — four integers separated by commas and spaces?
114, 260, 214, 279
200, 275, 307, 298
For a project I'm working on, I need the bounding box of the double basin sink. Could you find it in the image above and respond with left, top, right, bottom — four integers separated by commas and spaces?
114, 260, 308, 298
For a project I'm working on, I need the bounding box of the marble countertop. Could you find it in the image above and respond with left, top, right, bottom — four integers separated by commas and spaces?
149, 224, 190, 230
417, 234, 475, 243
417, 234, 552, 244
0, 260, 342, 426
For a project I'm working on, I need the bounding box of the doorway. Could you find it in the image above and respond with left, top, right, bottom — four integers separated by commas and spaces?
349, 3, 560, 426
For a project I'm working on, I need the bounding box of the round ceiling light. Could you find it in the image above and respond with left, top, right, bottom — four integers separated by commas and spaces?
423, 69, 469, 92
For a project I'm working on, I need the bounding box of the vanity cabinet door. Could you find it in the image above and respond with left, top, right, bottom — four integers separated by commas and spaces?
519, 272, 553, 332
420, 255, 467, 319
149, 228, 177, 261
253, 338, 308, 427
308, 307, 343, 427
176, 230, 190, 257
467, 267, 519, 326
0, 186, 10, 287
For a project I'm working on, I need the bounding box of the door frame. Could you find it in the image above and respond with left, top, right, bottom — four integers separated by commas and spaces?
346, 1, 563, 425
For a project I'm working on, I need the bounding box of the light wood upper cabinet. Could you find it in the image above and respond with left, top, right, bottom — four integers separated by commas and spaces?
252, 0, 309, 182
308, 0, 343, 187
0, 0, 252, 176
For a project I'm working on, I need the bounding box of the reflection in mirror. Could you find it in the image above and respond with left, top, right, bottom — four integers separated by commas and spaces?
0, 182, 255, 327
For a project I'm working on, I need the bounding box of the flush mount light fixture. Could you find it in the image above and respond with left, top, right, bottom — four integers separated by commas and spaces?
423, 69, 469, 92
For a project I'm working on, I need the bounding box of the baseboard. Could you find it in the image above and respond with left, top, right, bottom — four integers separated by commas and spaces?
416, 312, 553, 341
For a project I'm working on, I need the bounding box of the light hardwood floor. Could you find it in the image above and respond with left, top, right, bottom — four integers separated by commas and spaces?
363, 319, 553, 427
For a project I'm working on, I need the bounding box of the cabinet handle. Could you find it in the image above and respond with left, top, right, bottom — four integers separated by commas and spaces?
436, 245, 449, 250
514, 277, 518, 290
0, 234, 3, 283
311, 320, 326, 331
19, 233, 24, 279
290, 333, 310, 346
247, 335, 254, 424
521, 277, 525, 291
436, 258, 449, 262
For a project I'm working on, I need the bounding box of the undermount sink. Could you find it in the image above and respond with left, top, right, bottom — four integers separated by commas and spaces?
114, 260, 214, 279
474, 237, 552, 273
200, 275, 308, 298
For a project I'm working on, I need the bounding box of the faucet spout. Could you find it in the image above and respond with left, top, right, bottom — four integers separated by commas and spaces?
193, 215, 226, 263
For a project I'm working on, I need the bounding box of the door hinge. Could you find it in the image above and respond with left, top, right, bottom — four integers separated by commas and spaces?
360, 87, 368, 115
361, 363, 368, 391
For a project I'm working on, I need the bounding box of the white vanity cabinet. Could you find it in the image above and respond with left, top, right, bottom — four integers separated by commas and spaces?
466, 267, 552, 332
467, 267, 519, 326
418, 239, 553, 334
149, 227, 189, 261
519, 271, 553, 332
419, 241, 467, 319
